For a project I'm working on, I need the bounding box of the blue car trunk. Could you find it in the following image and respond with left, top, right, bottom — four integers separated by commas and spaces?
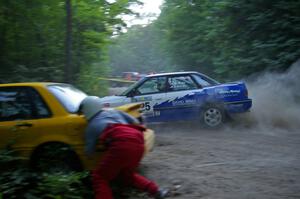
210, 82, 252, 113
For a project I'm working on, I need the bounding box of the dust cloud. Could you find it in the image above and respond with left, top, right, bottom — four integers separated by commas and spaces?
244, 59, 300, 131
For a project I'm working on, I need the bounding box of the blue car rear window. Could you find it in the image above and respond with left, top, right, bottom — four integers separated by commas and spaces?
192, 74, 219, 87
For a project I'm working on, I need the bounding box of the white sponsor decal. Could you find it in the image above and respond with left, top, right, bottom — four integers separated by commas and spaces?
218, 90, 241, 94
172, 99, 196, 106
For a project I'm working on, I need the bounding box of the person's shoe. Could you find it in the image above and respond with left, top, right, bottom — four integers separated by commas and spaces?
155, 188, 169, 199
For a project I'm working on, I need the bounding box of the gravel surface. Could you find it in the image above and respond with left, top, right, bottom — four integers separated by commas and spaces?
131, 122, 300, 199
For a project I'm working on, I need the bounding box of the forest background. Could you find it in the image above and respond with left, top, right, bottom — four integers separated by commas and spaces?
1, 0, 299, 95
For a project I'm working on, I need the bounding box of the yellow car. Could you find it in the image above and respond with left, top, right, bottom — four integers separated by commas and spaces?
0, 82, 155, 171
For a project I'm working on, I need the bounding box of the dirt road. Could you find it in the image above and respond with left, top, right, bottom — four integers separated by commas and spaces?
134, 122, 300, 199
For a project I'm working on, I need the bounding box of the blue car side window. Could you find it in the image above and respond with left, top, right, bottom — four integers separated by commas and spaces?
168, 76, 198, 91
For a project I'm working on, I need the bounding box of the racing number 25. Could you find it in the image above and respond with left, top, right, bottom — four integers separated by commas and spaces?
141, 102, 151, 111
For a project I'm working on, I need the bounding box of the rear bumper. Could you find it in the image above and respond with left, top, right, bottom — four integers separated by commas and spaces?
225, 99, 252, 113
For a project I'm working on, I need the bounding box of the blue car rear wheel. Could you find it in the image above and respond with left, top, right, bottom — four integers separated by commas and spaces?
201, 105, 225, 128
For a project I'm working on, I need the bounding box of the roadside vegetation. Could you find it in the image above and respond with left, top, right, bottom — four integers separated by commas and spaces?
109, 0, 300, 81
1, 0, 299, 91
0, 148, 92, 199
0, 0, 141, 94
1, 0, 299, 198
0, 149, 148, 198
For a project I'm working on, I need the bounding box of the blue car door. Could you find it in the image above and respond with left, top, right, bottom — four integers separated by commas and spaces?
131, 76, 167, 122
153, 74, 201, 122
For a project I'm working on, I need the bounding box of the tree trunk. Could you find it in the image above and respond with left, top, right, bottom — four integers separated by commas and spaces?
65, 0, 72, 83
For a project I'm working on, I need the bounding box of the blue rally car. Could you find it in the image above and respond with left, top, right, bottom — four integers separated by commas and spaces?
99, 72, 252, 128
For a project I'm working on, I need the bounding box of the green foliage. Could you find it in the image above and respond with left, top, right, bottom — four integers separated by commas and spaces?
0, 149, 149, 199
0, 148, 40, 198
0, 0, 141, 93
0, 149, 93, 199
0, 149, 24, 165
1, 0, 299, 85
29, 172, 91, 199
0, 170, 92, 199
154, 0, 300, 80
108, 23, 175, 75
0, 0, 65, 83
77, 62, 110, 96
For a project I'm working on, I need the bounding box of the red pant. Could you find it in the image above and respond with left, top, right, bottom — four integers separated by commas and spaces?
92, 125, 158, 199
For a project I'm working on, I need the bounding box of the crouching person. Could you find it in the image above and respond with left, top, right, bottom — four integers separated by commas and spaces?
78, 96, 168, 199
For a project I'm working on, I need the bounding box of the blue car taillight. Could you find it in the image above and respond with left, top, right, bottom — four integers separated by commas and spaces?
244, 88, 248, 98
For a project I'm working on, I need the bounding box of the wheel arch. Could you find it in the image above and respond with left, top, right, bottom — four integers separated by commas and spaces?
29, 141, 83, 171
200, 100, 226, 113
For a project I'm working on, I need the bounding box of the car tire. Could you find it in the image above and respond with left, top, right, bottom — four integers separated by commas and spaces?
31, 142, 83, 173
200, 104, 225, 128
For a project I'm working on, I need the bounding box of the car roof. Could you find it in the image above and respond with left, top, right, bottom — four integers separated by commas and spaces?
146, 71, 201, 78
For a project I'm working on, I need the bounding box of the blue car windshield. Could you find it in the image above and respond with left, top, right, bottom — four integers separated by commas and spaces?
47, 84, 87, 113
119, 77, 146, 96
